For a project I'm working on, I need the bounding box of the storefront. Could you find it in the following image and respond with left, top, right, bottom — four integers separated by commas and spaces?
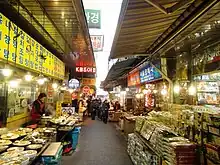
0, 12, 65, 128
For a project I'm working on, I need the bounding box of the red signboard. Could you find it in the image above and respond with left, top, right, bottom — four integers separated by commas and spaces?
76, 67, 96, 73
128, 71, 140, 86
83, 86, 90, 94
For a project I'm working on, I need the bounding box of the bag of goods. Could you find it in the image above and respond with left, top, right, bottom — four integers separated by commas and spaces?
135, 117, 145, 132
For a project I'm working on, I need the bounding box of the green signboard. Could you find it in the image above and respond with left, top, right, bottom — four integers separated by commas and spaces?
85, 9, 101, 29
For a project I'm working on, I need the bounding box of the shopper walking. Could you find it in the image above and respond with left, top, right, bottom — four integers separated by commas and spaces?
102, 100, 110, 124
91, 99, 97, 120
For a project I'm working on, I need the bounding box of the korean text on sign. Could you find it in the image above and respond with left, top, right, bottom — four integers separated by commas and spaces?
85, 9, 101, 29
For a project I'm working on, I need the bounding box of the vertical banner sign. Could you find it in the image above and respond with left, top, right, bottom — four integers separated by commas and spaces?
85, 9, 101, 29
90, 35, 104, 52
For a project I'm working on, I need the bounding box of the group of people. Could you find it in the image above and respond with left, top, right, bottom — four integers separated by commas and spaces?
87, 98, 110, 124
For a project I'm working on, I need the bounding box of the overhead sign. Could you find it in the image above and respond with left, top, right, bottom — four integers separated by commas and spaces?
85, 9, 101, 29
0, 13, 65, 80
82, 78, 96, 86
140, 63, 162, 83
76, 66, 96, 73
128, 71, 140, 87
91, 35, 104, 52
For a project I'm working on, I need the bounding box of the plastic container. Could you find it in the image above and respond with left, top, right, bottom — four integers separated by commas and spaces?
71, 127, 81, 150
41, 145, 63, 165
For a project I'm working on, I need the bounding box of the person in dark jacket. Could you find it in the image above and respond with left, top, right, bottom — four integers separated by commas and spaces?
31, 93, 47, 123
102, 100, 110, 124
72, 98, 78, 113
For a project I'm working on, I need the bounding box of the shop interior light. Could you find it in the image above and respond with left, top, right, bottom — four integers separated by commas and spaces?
189, 85, 196, 96
153, 90, 157, 94
2, 68, 12, 77
161, 89, 167, 96
136, 94, 140, 99
24, 73, 33, 82
143, 89, 148, 94
9, 80, 19, 88
174, 84, 180, 94
68, 89, 74, 93
37, 78, 45, 85
52, 83, 58, 89
126, 88, 129, 92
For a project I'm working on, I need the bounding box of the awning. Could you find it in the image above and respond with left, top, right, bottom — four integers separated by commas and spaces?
104, 58, 142, 88
1, 0, 94, 65
110, 0, 219, 59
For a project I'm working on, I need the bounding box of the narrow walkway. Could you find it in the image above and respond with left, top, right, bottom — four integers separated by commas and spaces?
63, 119, 133, 165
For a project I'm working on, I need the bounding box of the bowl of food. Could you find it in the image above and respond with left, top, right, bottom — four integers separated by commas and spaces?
0, 140, 12, 146
13, 140, 31, 147
1, 133, 19, 140
26, 144, 42, 151
7, 147, 24, 152
21, 150, 37, 159
0, 146, 8, 153
0, 151, 20, 160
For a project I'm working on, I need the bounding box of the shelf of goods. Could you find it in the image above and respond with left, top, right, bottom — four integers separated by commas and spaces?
129, 104, 220, 165
129, 116, 199, 165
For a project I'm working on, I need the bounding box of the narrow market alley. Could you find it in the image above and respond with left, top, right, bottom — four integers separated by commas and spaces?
63, 119, 133, 165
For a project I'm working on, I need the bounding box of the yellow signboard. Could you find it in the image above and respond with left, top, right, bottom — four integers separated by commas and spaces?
81, 78, 96, 86
0, 12, 65, 80
56, 101, 62, 117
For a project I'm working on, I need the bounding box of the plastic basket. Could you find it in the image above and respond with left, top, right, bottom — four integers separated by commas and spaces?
71, 127, 81, 150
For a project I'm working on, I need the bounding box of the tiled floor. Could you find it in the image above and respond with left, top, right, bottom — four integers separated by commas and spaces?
62, 118, 133, 165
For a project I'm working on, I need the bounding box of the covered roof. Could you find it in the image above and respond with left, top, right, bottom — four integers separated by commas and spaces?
1, 0, 95, 66
103, 58, 142, 88
110, 0, 219, 59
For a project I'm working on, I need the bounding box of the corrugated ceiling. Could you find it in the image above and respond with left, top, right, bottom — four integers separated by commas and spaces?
110, 0, 219, 59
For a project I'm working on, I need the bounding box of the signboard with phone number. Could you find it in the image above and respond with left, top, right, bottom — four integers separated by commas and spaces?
0, 13, 65, 80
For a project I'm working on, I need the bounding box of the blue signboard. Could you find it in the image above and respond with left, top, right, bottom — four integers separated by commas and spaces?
140, 63, 162, 83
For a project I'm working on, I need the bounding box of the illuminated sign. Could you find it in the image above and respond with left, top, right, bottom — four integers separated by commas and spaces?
128, 71, 140, 87
0, 12, 65, 80
69, 79, 80, 89
140, 62, 162, 83
82, 78, 96, 86
83, 86, 90, 94
76, 67, 96, 73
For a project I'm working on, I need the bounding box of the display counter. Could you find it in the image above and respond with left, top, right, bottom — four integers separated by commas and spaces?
108, 111, 123, 122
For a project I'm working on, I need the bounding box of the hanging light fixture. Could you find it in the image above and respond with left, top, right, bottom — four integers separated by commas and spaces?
2, 66, 13, 77
189, 85, 196, 96
24, 72, 33, 82
52, 83, 58, 89
37, 74, 45, 85
9, 80, 20, 88
174, 84, 180, 94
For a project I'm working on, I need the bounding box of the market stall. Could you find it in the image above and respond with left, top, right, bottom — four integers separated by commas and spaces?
126, 104, 220, 165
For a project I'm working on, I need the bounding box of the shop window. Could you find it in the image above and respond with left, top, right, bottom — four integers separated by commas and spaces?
7, 83, 36, 118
